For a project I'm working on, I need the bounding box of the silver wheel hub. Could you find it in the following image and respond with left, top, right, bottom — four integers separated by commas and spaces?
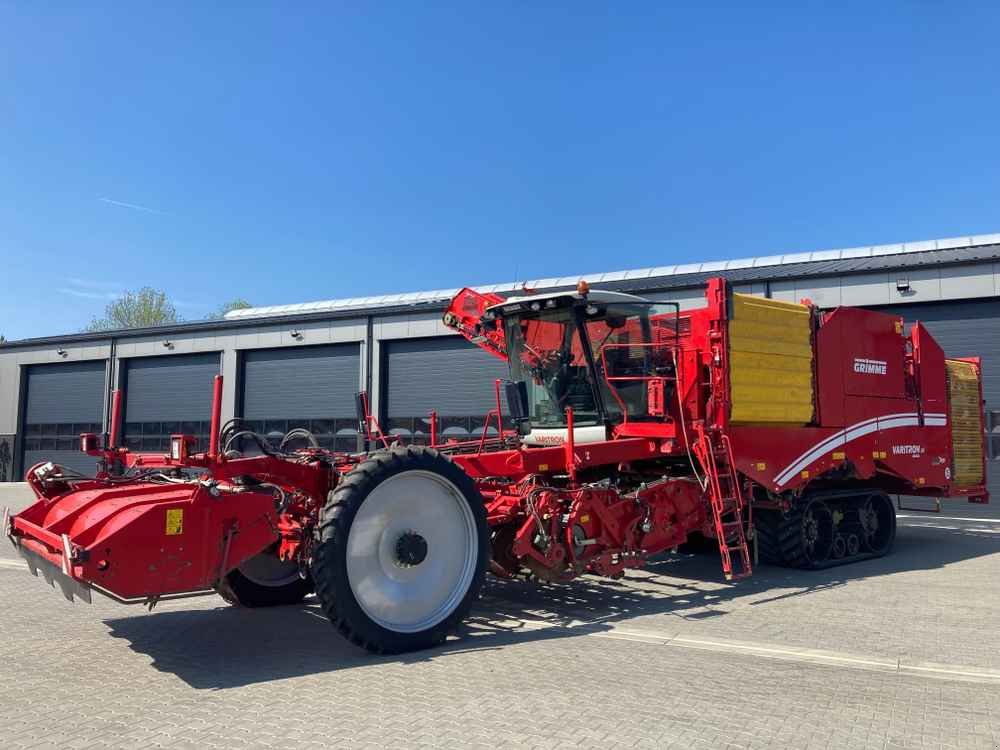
394, 531, 429, 568
346, 470, 478, 634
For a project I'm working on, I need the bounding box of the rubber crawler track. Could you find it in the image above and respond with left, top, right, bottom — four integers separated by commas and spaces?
755, 491, 896, 570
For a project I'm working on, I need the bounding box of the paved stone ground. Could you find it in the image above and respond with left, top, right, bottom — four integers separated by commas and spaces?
2, 483, 999, 749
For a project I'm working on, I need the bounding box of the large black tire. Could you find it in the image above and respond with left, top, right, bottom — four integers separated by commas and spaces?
312, 446, 489, 654
224, 553, 314, 607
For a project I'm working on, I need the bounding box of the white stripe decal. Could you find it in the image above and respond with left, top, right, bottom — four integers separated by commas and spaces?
773, 414, 907, 486
773, 412, 946, 487
773, 416, 881, 485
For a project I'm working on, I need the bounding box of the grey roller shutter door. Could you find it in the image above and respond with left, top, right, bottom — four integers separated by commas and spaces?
384, 336, 509, 444
241, 344, 361, 451
123, 353, 221, 452
875, 299, 1000, 498
21, 360, 107, 477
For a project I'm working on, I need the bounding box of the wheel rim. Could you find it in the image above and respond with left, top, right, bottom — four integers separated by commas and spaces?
239, 553, 302, 587
860, 494, 894, 554
345, 469, 478, 634
802, 501, 834, 564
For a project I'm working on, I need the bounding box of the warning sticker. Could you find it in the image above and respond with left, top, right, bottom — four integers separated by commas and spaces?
165, 508, 184, 536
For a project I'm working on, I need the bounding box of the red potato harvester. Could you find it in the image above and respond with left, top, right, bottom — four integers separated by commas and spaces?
5, 278, 988, 653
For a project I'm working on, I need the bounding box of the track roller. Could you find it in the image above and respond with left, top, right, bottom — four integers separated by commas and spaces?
780, 497, 834, 568
859, 492, 896, 555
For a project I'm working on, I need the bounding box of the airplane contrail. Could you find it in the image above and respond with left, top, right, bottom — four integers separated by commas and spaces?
98, 197, 167, 215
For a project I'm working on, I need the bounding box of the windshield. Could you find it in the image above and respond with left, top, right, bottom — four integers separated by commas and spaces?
503, 308, 601, 427
502, 299, 679, 428
584, 302, 678, 421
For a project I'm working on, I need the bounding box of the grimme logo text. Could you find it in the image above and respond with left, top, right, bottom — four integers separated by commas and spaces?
853, 358, 887, 375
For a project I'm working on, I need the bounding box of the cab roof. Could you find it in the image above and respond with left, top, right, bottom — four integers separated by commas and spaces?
486, 288, 652, 315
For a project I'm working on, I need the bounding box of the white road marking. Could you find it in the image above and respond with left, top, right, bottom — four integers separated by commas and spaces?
898, 514, 1000, 523
903, 524, 960, 531
0, 559, 27, 569
507, 618, 1000, 685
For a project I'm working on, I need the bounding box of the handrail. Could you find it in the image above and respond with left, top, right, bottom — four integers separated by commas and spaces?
597, 341, 680, 423
475, 379, 505, 455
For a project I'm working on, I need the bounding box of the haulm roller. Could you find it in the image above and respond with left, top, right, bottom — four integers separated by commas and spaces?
5, 277, 989, 653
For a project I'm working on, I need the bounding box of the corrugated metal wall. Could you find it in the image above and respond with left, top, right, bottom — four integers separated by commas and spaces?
241, 344, 360, 451
21, 360, 106, 476
383, 337, 508, 444
123, 353, 221, 452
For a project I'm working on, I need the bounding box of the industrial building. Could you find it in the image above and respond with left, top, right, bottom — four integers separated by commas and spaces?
2, 232, 999, 498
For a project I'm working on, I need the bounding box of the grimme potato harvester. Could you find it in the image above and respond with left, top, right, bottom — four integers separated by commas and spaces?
4, 278, 989, 653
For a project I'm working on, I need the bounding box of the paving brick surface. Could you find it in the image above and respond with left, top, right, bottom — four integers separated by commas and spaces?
2, 483, 999, 749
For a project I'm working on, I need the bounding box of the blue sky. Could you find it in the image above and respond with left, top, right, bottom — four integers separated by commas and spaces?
2, 2, 999, 339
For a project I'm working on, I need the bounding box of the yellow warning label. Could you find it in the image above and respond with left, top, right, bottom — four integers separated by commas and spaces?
800, 470, 810, 479
538, 463, 549, 472
165, 508, 184, 536
579, 514, 591, 524
755, 462, 766, 471
832, 451, 846, 461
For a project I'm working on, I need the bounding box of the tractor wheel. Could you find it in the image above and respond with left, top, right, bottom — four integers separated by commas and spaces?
224, 552, 313, 607
779, 497, 835, 569
312, 446, 489, 654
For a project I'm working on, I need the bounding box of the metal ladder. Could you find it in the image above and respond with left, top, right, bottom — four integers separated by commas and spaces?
693, 427, 752, 581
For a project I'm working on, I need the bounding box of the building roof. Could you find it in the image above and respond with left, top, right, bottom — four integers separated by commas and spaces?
225, 233, 1000, 321
3, 232, 1000, 348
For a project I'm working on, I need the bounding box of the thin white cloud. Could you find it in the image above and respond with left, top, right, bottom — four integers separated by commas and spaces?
66, 277, 125, 291
98, 197, 167, 215
57, 287, 122, 301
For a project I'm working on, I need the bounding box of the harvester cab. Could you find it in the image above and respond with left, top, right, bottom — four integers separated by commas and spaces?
479, 283, 679, 445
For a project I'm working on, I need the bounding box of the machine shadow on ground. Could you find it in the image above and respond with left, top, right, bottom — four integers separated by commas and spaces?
101, 519, 1000, 690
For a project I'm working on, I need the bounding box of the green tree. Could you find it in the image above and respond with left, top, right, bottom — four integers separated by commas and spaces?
0, 334, 6, 344
86, 287, 180, 331
212, 298, 252, 319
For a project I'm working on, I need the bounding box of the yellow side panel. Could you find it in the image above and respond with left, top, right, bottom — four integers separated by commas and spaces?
945, 360, 984, 486
729, 293, 815, 425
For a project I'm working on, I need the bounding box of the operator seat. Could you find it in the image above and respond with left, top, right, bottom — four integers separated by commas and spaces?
554, 365, 597, 415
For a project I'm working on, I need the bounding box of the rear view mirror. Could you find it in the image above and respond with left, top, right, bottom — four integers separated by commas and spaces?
504, 380, 531, 434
